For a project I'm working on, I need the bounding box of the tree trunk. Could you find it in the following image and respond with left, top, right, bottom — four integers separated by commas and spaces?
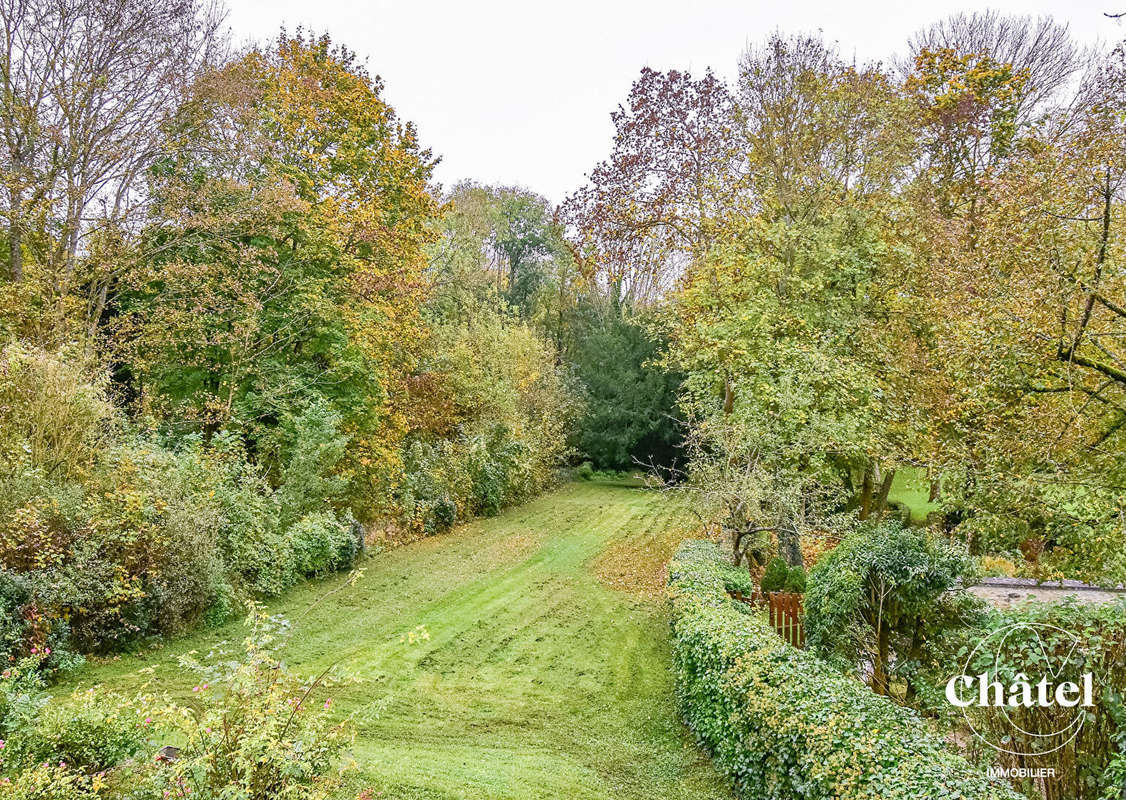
7, 178, 22, 282
859, 467, 874, 520
7, 220, 20, 282
778, 528, 803, 568
873, 469, 896, 520
872, 622, 890, 696
722, 378, 734, 414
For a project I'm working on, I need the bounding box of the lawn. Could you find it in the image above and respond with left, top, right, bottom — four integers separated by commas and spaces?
62, 481, 733, 800
887, 466, 942, 524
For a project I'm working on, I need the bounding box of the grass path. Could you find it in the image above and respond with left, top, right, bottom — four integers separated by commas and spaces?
67, 481, 734, 800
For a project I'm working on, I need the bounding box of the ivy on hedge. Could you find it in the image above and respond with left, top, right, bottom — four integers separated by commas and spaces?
667, 540, 1022, 800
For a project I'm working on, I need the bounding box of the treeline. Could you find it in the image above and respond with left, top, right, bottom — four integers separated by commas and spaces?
563, 14, 1126, 585
0, 0, 675, 667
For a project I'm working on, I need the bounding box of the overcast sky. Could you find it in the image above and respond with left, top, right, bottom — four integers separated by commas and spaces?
224, 0, 1122, 204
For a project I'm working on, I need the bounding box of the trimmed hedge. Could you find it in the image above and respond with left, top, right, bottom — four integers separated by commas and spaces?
667, 540, 1022, 800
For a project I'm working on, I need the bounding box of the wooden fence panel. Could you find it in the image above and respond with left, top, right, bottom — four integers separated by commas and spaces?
730, 589, 804, 648
768, 592, 804, 648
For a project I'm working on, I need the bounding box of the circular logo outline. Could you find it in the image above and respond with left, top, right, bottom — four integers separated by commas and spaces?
957, 621, 1091, 757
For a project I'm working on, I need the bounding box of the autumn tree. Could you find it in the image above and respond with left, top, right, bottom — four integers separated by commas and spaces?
561, 67, 742, 307
658, 35, 922, 564
917, 43, 1126, 582
114, 32, 439, 512
427, 182, 574, 325
0, 0, 224, 342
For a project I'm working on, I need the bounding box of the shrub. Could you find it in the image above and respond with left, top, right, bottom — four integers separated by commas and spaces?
783, 565, 807, 593
0, 762, 101, 799
979, 554, 1019, 577
207, 450, 287, 596
2, 686, 147, 775
0, 343, 114, 479
131, 604, 353, 800
275, 400, 350, 529
395, 312, 580, 534
759, 557, 790, 593
286, 511, 357, 578
804, 520, 973, 697
577, 461, 595, 481
0, 571, 33, 659
2, 606, 352, 800
667, 540, 1022, 800
79, 441, 226, 643
759, 557, 806, 594
946, 598, 1126, 800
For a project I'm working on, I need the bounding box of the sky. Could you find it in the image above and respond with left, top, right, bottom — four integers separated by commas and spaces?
224, 0, 1122, 205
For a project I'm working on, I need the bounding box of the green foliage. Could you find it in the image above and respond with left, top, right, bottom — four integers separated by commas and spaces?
665, 208, 915, 556
0, 344, 114, 479
759, 558, 790, 594
804, 521, 974, 696
951, 470, 1126, 586
130, 606, 353, 800
115, 32, 440, 524
0, 395, 364, 659
285, 512, 357, 578
668, 540, 1023, 800
568, 307, 683, 470
0, 655, 137, 797
275, 400, 350, 528
427, 181, 572, 322
940, 599, 1126, 800
1, 605, 352, 799
783, 565, 807, 593
3, 686, 147, 776
397, 311, 579, 533
0, 762, 101, 799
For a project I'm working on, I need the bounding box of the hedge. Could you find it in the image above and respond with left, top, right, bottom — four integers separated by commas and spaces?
667, 540, 1022, 800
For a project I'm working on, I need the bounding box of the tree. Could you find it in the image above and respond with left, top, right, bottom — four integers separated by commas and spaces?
805, 521, 974, 698
912, 44, 1126, 583
567, 304, 683, 471
427, 182, 572, 323
659, 36, 921, 558
739, 33, 917, 224
561, 67, 742, 307
114, 32, 439, 513
0, 0, 224, 340
907, 12, 1082, 126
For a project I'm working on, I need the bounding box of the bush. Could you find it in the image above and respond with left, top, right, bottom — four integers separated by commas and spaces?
1, 606, 352, 800
275, 400, 350, 529
783, 565, 807, 593
2, 686, 147, 775
206, 445, 287, 596
395, 312, 580, 534
759, 557, 790, 593
286, 511, 357, 578
0, 344, 114, 479
667, 540, 1022, 800
759, 557, 806, 594
0, 762, 101, 799
946, 598, 1126, 799
0, 418, 364, 661
804, 520, 973, 697
131, 604, 353, 800
577, 461, 595, 481
78, 441, 226, 644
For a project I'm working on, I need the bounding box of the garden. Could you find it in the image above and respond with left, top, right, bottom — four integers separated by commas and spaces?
3, 2, 1126, 798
